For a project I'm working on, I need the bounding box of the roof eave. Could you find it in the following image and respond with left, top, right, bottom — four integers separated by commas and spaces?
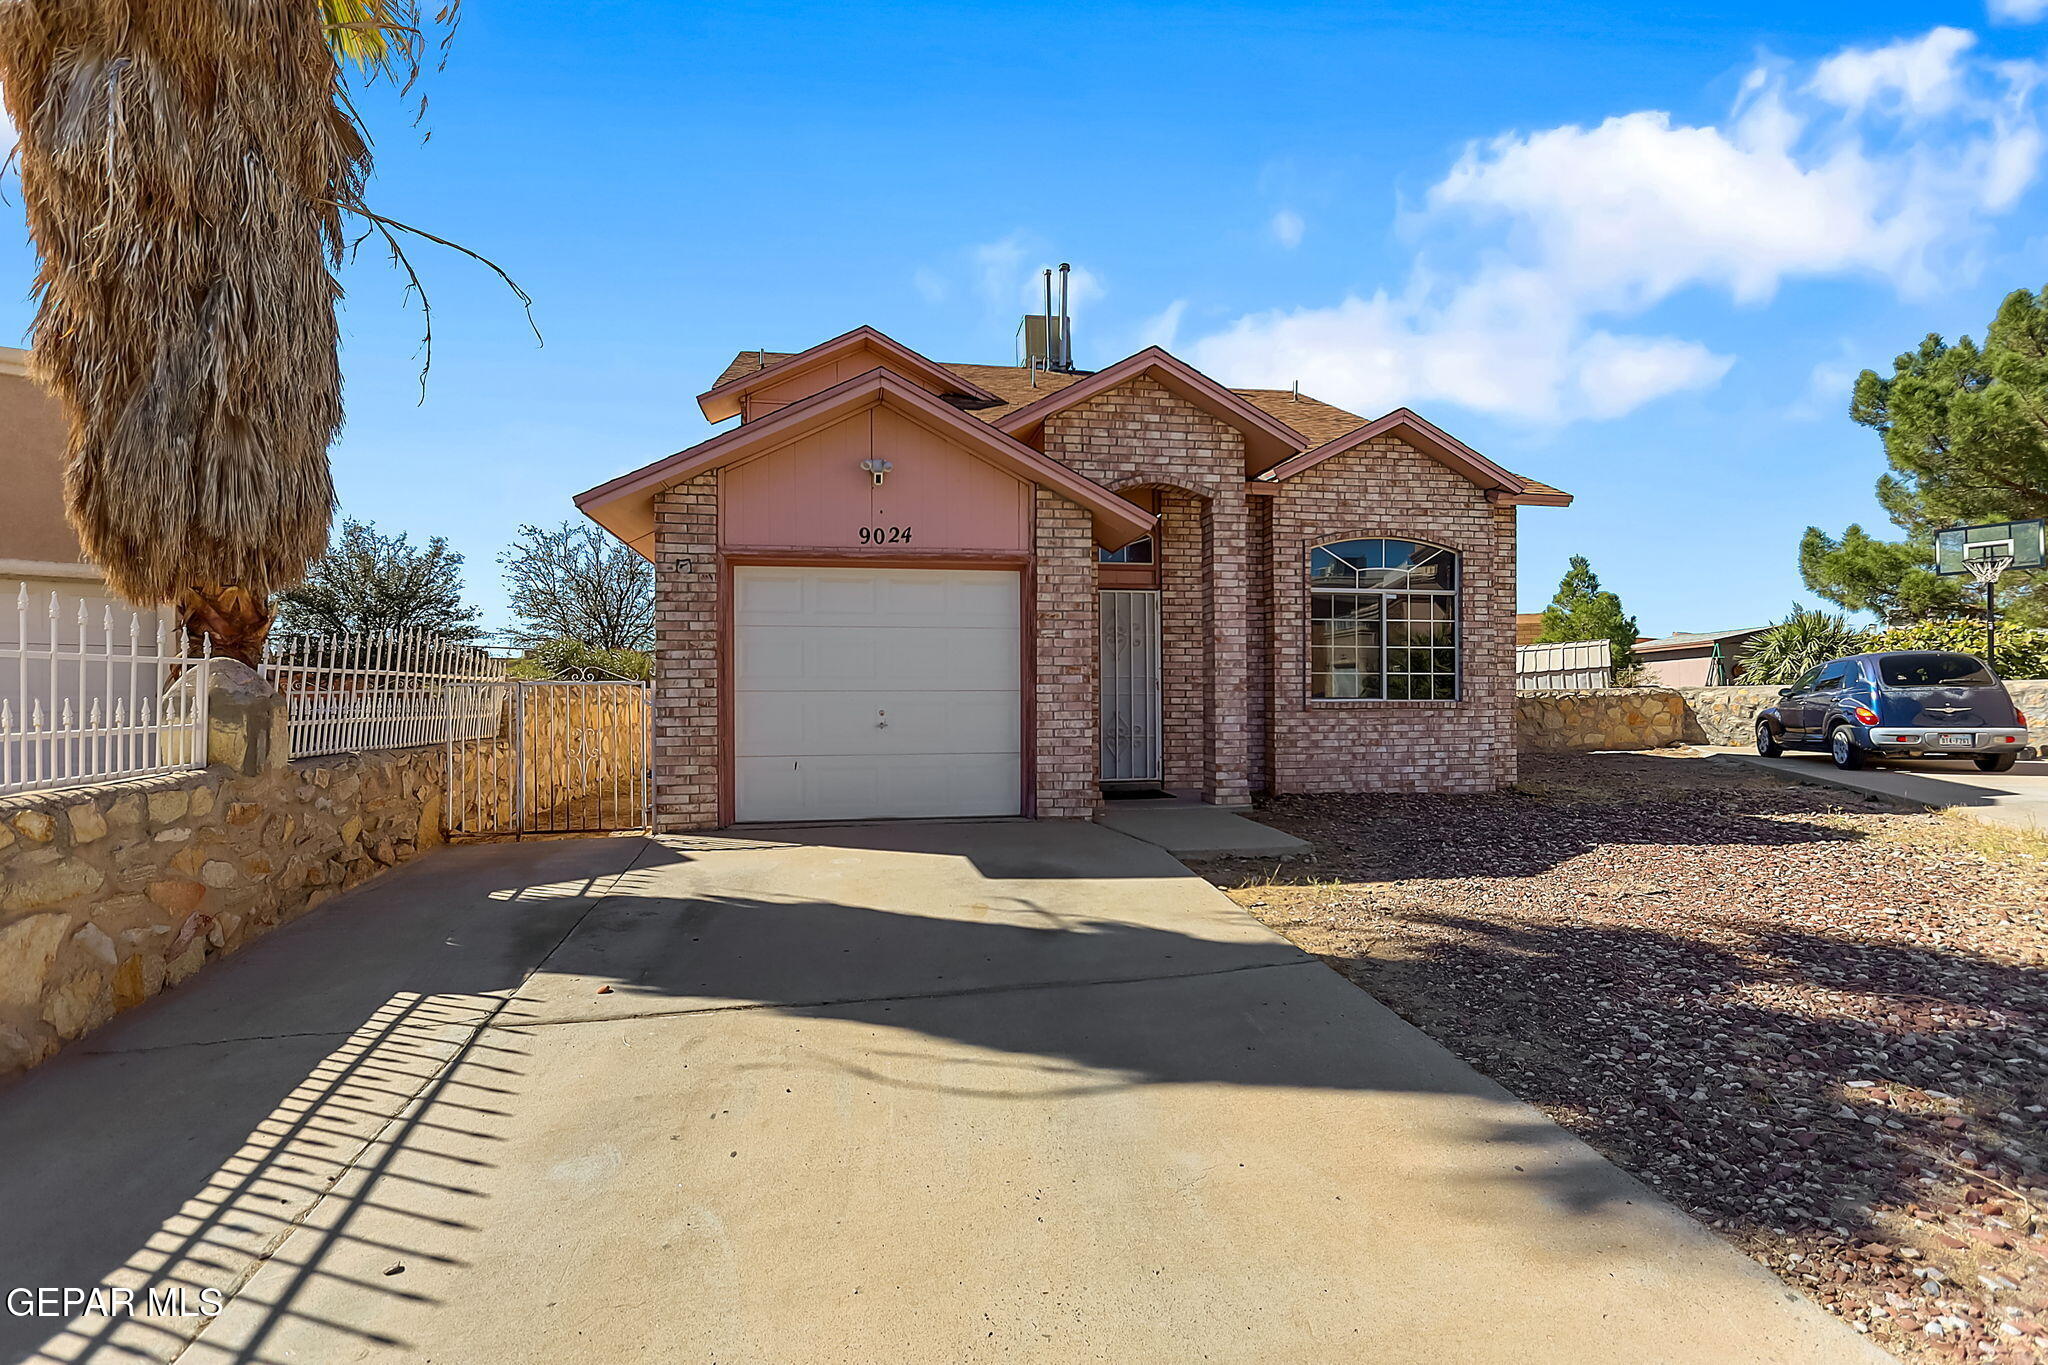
695, 325, 1000, 422
581, 367, 1155, 558
994, 347, 1310, 475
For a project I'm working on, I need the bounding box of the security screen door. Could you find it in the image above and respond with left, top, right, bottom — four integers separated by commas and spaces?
1099, 590, 1163, 783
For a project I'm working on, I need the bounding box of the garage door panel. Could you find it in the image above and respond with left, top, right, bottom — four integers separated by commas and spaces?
733, 566, 1022, 822
736, 626, 1017, 692
737, 691, 1020, 757
737, 755, 1022, 823
737, 567, 1016, 630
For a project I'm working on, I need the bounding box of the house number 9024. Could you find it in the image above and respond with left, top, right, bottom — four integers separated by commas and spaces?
859, 526, 914, 544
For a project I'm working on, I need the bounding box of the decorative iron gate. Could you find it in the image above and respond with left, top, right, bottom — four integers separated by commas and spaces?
1099, 590, 1162, 783
445, 677, 652, 837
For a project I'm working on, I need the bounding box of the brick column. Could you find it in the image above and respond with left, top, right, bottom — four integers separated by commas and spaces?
1157, 489, 1206, 791
652, 474, 720, 830
1202, 491, 1253, 807
1032, 488, 1099, 818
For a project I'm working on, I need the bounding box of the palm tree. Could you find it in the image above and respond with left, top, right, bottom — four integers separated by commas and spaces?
0, 2, 454, 664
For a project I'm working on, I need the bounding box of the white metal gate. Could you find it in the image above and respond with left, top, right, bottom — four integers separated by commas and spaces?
1099, 590, 1162, 783
446, 677, 652, 837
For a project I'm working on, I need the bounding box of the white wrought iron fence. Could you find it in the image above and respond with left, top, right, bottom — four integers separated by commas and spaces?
262, 630, 508, 759
1, 582, 212, 795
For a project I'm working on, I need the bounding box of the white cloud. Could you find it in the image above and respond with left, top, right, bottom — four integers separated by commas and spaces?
1810, 27, 1976, 117
1269, 209, 1305, 249
1990, 0, 2048, 24
1188, 28, 2046, 425
911, 267, 949, 304
1136, 299, 1187, 350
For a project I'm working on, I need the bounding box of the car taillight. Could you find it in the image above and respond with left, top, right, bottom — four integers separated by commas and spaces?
2017, 707, 2029, 726
1853, 706, 1880, 725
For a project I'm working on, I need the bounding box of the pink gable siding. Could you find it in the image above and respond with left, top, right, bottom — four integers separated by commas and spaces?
740, 342, 953, 420
721, 404, 1032, 552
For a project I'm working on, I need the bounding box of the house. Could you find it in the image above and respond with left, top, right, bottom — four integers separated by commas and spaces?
1634, 628, 1766, 687
1515, 612, 1547, 647
0, 347, 172, 641
576, 324, 1569, 829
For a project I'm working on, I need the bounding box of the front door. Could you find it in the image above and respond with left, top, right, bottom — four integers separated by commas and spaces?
1099, 590, 1162, 783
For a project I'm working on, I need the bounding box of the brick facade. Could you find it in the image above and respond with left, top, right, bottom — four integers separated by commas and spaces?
1044, 375, 1253, 806
637, 360, 1530, 829
1263, 437, 1518, 795
1031, 488, 1099, 818
651, 474, 720, 831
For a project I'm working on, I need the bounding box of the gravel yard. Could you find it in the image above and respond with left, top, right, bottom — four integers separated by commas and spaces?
1206, 750, 2048, 1364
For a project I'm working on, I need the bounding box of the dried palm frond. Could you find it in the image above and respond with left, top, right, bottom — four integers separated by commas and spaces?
0, 0, 464, 660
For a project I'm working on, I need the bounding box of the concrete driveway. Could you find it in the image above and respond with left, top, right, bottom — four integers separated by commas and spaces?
1716, 748, 2048, 833
0, 822, 1884, 1364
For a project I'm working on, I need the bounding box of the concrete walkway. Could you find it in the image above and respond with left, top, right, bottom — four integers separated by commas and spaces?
0, 823, 1884, 1364
1710, 747, 2048, 834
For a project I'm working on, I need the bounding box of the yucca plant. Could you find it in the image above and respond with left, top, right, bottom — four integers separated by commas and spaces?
0, 1, 462, 664
1739, 606, 1874, 685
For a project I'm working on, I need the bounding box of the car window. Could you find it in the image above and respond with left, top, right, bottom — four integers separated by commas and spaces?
1813, 663, 1851, 692
1877, 652, 1995, 687
1787, 666, 1824, 692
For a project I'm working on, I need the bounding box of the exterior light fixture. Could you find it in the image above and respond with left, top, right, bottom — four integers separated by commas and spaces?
859, 458, 893, 486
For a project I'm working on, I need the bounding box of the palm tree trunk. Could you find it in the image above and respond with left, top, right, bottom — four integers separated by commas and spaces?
178, 585, 274, 668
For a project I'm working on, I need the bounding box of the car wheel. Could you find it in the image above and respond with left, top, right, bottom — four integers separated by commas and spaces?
1975, 752, 2019, 773
1755, 720, 1783, 757
1829, 726, 1867, 770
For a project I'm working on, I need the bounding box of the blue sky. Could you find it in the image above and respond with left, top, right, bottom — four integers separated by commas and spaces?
4, 1, 2048, 637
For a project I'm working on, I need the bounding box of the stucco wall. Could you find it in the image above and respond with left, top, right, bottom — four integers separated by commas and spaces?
0, 356, 86, 569
0, 688, 450, 1078
1264, 436, 1519, 794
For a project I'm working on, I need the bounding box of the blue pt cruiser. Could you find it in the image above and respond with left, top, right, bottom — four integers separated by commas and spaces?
1755, 651, 2030, 772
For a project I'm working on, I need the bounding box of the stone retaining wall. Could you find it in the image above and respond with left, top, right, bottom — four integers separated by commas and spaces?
1514, 688, 1687, 752
1517, 680, 2048, 753
0, 664, 449, 1077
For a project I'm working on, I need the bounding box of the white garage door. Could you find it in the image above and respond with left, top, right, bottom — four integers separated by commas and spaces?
734, 566, 1022, 822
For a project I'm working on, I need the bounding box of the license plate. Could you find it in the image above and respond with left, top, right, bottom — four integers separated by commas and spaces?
1939, 733, 1975, 747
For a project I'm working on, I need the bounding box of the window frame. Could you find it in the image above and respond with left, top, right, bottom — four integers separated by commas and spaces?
1306, 537, 1462, 704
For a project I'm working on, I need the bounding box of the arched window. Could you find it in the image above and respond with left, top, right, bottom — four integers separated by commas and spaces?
1309, 539, 1459, 700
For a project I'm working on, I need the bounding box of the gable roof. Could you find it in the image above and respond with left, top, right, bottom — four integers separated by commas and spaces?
1259, 408, 1572, 506
581, 366, 1156, 557
992, 347, 1311, 476
697, 325, 1000, 422
707, 342, 1570, 503
1634, 627, 1767, 654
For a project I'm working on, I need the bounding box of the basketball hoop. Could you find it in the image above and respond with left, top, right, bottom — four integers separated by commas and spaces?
1965, 554, 2015, 586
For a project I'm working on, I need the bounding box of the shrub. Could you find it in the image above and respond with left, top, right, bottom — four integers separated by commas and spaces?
1739, 607, 1873, 684
1864, 619, 2048, 680
507, 637, 654, 681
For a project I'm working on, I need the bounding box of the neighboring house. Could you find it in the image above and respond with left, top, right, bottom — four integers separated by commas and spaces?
0, 348, 176, 747
1634, 628, 1766, 687
1514, 612, 1546, 647
577, 325, 1570, 829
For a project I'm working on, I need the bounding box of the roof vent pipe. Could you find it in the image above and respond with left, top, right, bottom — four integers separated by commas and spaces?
1043, 269, 1055, 373
1057, 263, 1071, 370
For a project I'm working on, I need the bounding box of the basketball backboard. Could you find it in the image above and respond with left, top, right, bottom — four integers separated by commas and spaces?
1933, 519, 2046, 576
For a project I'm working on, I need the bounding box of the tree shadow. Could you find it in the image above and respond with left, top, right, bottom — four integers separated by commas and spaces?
1307, 907, 2046, 1333
2, 808, 2035, 1361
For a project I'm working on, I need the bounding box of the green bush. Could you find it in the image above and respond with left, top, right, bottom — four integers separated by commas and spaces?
507, 637, 654, 681
1864, 619, 2048, 680
1738, 607, 1873, 685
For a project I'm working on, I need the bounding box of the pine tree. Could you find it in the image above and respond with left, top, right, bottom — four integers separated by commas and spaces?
1801, 285, 2048, 626
1535, 556, 1641, 679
